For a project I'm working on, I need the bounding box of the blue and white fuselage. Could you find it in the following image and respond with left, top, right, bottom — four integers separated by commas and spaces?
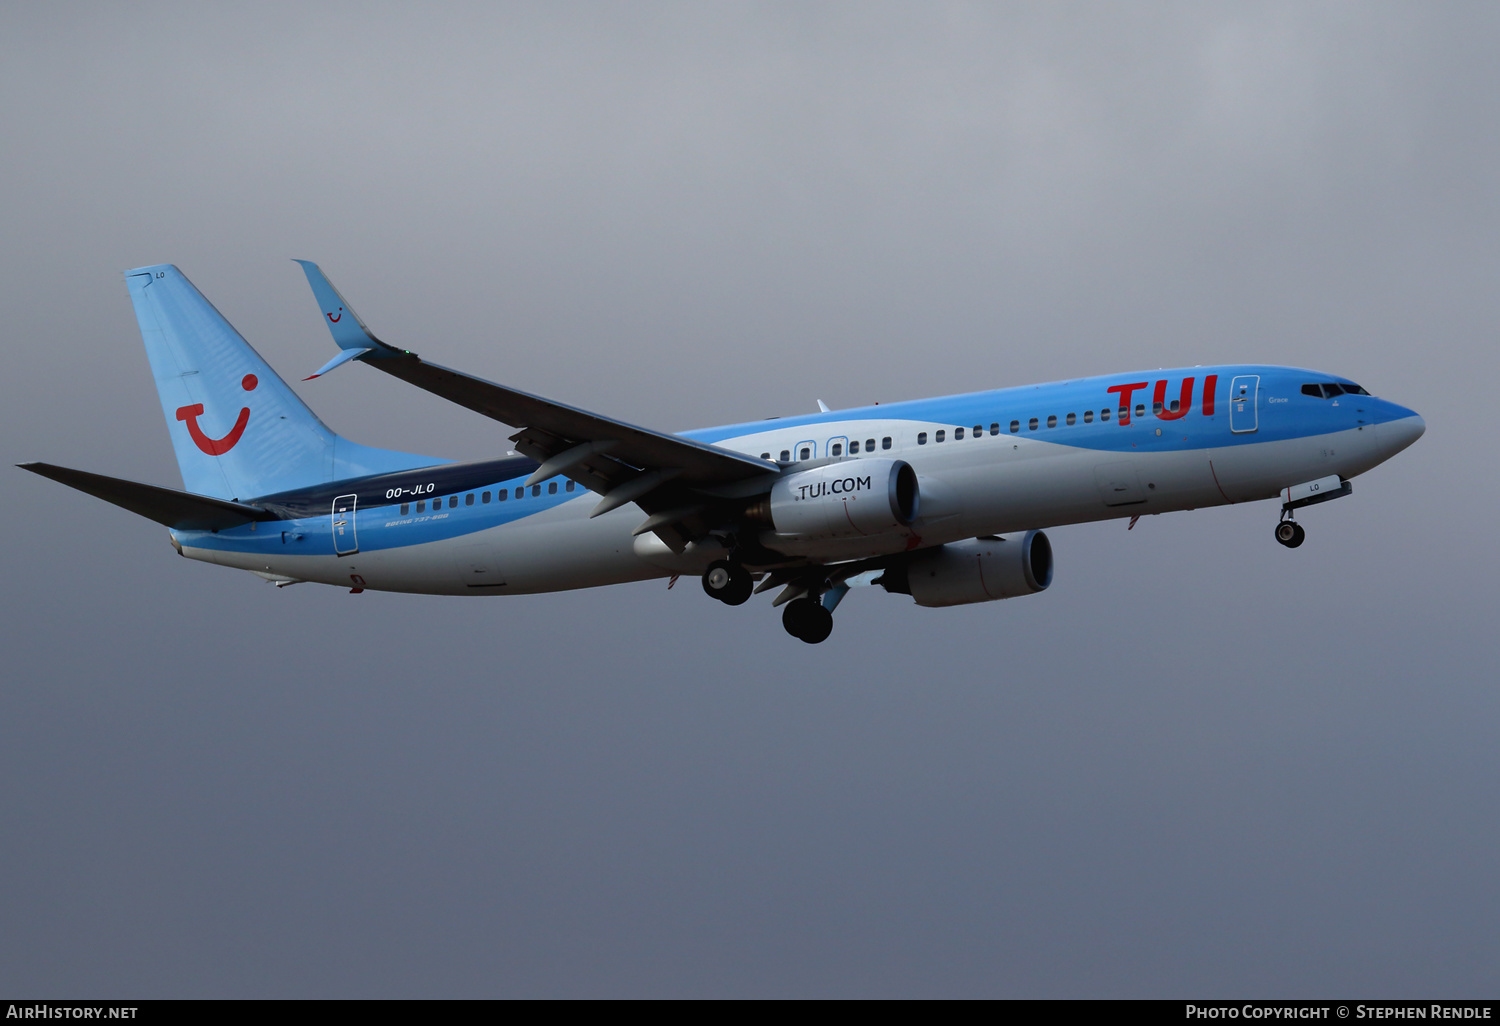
22, 264, 1424, 644
179, 366, 1420, 592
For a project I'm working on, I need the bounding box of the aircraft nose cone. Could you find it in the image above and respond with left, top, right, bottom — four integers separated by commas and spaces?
1382, 411, 1426, 455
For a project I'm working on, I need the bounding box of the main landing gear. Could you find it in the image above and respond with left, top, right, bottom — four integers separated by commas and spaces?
1275, 518, 1306, 548
700, 560, 838, 644
701, 559, 753, 605
782, 597, 834, 644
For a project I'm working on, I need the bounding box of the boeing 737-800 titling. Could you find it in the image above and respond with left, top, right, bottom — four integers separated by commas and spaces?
21, 263, 1425, 643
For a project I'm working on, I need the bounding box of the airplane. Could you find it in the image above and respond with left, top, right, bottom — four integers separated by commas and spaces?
20, 263, 1426, 644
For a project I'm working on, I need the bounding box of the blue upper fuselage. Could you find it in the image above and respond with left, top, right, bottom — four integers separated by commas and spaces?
686, 364, 1421, 454
178, 363, 1421, 555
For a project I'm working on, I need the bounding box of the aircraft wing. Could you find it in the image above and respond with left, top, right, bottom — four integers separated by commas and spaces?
295, 261, 777, 544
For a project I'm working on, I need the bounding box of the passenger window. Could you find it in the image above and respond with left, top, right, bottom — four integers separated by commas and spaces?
416, 499, 425, 512
760, 452, 770, 460
918, 432, 928, 445
401, 503, 409, 515
989, 423, 999, 435
1028, 417, 1038, 431
799, 447, 810, 460
1170, 399, 1180, 412
881, 437, 891, 450
548, 482, 557, 494
515, 487, 523, 499
849, 440, 859, 454
498, 489, 507, 501
1153, 401, 1163, 414
465, 493, 475, 506
1101, 407, 1111, 421
831, 442, 843, 456
482, 491, 490, 503
1010, 420, 1020, 433
866, 438, 876, 451
1134, 404, 1144, 419
973, 425, 983, 437
1084, 410, 1094, 423
449, 496, 458, 508
780, 449, 791, 462
1066, 412, 1076, 426
954, 427, 964, 440
936, 429, 946, 442
531, 485, 541, 497
566, 480, 575, 492
1047, 415, 1057, 428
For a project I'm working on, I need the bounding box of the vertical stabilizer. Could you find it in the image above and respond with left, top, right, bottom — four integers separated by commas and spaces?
124, 264, 439, 499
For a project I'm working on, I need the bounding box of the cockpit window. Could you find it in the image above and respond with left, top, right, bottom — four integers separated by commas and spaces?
1302, 382, 1364, 399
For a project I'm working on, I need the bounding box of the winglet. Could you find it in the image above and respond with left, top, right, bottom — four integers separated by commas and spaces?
303, 347, 372, 380
293, 260, 403, 373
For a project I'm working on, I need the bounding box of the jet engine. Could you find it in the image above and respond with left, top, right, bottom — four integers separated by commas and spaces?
751, 459, 919, 542
878, 532, 1053, 607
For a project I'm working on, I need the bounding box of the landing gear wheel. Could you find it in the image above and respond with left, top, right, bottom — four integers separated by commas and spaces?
782, 598, 834, 644
702, 560, 753, 605
1275, 521, 1305, 548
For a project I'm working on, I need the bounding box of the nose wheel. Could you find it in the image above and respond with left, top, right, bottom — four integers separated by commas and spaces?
1275, 520, 1305, 548
782, 597, 834, 644
702, 560, 753, 605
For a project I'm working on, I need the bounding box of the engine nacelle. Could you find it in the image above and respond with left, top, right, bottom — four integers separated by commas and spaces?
879, 532, 1053, 607
760, 459, 919, 542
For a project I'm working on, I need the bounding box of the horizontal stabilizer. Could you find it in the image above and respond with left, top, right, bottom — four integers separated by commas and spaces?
19, 462, 276, 531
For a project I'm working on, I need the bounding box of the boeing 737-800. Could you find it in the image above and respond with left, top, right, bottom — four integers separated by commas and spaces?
21, 263, 1425, 643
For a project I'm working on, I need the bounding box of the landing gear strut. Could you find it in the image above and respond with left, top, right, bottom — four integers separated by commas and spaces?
702, 560, 753, 605
782, 597, 834, 644
1275, 519, 1305, 548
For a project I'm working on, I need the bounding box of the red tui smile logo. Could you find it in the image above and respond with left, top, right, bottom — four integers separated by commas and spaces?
176, 374, 257, 455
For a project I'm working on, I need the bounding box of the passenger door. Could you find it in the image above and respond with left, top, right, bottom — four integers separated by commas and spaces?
332, 494, 358, 555
1230, 375, 1259, 433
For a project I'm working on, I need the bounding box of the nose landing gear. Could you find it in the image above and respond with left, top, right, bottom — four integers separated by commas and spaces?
1275, 519, 1305, 548
702, 559, 753, 605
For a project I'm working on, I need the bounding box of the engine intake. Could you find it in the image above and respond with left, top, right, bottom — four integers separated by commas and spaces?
879, 532, 1053, 607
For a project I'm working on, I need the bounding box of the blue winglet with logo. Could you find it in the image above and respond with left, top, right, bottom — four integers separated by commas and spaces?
294, 259, 404, 377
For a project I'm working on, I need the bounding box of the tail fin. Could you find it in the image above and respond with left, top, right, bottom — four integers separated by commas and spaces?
124, 264, 439, 499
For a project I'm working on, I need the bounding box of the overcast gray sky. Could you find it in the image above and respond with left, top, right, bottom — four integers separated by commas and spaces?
2, 1, 1496, 997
